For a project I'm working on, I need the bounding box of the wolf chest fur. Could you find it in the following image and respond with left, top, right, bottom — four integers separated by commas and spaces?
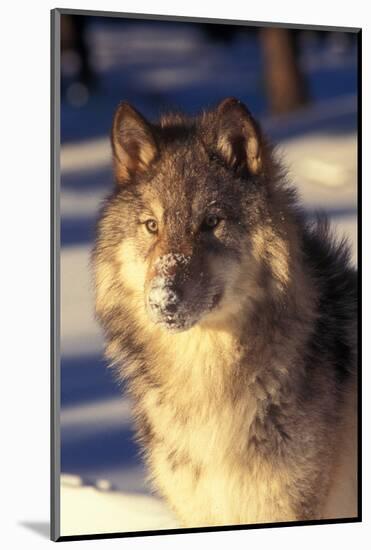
93, 98, 357, 526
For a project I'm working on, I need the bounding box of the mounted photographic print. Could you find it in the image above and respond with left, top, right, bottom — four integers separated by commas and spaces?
51, 8, 361, 542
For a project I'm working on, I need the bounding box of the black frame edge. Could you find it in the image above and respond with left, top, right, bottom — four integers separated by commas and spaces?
54, 7, 361, 33
56, 517, 361, 543
51, 7, 61, 543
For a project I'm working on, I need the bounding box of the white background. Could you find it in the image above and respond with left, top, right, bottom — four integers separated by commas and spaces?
0, 0, 368, 548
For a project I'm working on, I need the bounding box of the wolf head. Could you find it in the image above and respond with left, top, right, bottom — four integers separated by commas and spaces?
95, 98, 297, 333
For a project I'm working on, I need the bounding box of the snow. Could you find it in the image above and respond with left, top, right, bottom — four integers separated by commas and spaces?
61, 397, 133, 442
281, 132, 357, 207
61, 244, 103, 356
61, 137, 110, 174
60, 475, 178, 537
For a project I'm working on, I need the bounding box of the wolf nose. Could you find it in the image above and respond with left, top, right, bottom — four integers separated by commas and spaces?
162, 300, 179, 314
148, 283, 182, 315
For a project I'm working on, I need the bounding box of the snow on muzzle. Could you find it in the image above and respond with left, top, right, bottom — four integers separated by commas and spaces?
146, 252, 223, 332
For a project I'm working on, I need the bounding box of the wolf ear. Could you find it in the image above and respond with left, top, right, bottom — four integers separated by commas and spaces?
111, 102, 158, 184
214, 97, 263, 175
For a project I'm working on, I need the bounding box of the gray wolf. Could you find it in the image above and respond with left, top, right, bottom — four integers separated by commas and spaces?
93, 98, 357, 526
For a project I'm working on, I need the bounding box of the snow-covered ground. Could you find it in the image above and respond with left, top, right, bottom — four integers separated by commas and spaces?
59, 20, 357, 537
60, 475, 178, 537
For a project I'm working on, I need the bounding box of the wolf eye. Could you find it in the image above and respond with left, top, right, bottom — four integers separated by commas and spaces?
144, 219, 158, 234
201, 214, 220, 231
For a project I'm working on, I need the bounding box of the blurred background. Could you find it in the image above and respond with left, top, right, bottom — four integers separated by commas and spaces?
59, 14, 358, 535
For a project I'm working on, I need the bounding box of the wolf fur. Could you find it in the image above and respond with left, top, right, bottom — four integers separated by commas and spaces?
93, 98, 357, 527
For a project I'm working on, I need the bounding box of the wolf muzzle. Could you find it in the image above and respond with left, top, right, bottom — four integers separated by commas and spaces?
146, 253, 195, 331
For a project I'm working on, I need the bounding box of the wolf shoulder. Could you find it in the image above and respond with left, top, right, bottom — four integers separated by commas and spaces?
302, 217, 357, 377
304, 218, 358, 519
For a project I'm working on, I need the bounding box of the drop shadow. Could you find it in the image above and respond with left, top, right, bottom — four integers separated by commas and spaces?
19, 521, 50, 539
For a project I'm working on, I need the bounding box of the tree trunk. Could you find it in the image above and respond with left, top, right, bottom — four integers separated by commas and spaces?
260, 28, 309, 114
